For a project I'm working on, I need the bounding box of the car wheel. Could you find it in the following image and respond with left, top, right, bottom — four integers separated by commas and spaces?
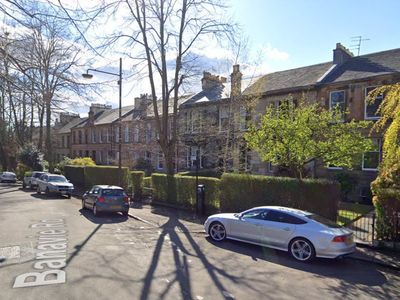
208, 222, 226, 242
289, 238, 315, 262
37, 187, 41, 194
122, 210, 129, 217
67, 194, 71, 199
93, 205, 99, 217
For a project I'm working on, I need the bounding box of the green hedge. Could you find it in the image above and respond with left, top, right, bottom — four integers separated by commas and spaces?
220, 173, 339, 220
152, 173, 220, 213
84, 166, 130, 190
130, 171, 144, 199
64, 165, 85, 186
177, 169, 221, 178
143, 177, 152, 196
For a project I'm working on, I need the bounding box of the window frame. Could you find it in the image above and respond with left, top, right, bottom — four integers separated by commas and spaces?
329, 90, 346, 121
364, 86, 383, 120
362, 138, 382, 171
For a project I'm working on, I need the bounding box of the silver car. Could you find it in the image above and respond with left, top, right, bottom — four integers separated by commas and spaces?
82, 185, 130, 217
204, 206, 355, 262
23, 171, 46, 189
36, 174, 74, 198
0, 172, 17, 183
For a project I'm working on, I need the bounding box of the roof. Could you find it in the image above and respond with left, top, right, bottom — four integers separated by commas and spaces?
320, 48, 400, 83
252, 206, 311, 216
56, 117, 85, 134
243, 62, 333, 95
94, 185, 124, 189
95, 105, 135, 125
181, 84, 230, 107
245, 47, 400, 95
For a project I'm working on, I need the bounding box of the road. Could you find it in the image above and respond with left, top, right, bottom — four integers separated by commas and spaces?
0, 183, 399, 300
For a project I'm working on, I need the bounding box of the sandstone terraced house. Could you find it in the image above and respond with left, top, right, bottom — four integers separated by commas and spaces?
54, 43, 400, 202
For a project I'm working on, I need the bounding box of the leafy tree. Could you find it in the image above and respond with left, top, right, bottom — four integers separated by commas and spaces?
17, 143, 44, 171
245, 99, 373, 179
368, 84, 400, 238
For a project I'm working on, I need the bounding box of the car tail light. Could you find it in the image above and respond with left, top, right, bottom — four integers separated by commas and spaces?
98, 196, 105, 203
124, 196, 129, 204
332, 235, 347, 243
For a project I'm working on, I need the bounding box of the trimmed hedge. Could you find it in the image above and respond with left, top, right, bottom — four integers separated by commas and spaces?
220, 173, 340, 220
152, 173, 220, 213
177, 169, 221, 178
84, 166, 130, 190
64, 165, 85, 186
143, 177, 152, 196
130, 171, 145, 199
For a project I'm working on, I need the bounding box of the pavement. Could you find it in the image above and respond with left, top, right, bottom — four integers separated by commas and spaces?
1, 182, 400, 299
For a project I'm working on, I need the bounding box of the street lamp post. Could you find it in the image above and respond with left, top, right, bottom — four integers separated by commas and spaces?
82, 58, 123, 187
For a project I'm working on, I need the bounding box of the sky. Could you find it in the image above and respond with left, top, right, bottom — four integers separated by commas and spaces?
230, 0, 400, 73
81, 0, 400, 115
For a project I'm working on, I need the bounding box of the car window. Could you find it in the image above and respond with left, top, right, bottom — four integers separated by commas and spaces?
306, 214, 341, 228
102, 189, 125, 196
48, 176, 67, 182
92, 188, 101, 194
241, 209, 266, 220
33, 173, 44, 178
264, 210, 307, 224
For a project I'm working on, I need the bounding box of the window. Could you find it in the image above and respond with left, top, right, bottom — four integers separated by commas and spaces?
219, 106, 229, 131
133, 125, 139, 142
92, 130, 96, 143
98, 151, 102, 163
62, 136, 65, 148
115, 127, 120, 143
329, 90, 346, 120
241, 209, 266, 220
124, 126, 129, 142
78, 131, 82, 144
73, 132, 76, 144
146, 123, 152, 143
67, 136, 70, 147
157, 151, 164, 169
362, 138, 381, 171
264, 210, 307, 224
98, 130, 102, 143
191, 110, 201, 133
106, 128, 110, 143
365, 87, 383, 120
239, 106, 248, 131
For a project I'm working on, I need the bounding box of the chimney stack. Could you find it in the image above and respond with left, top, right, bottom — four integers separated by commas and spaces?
333, 43, 353, 65
230, 64, 242, 98
201, 72, 226, 90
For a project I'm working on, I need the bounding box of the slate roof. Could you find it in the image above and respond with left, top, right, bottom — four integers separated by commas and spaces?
180, 84, 230, 107
95, 105, 135, 125
244, 47, 400, 96
243, 62, 333, 95
56, 117, 85, 134
320, 48, 400, 84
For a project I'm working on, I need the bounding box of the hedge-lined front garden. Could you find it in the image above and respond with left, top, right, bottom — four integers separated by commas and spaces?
220, 173, 340, 220
152, 173, 220, 213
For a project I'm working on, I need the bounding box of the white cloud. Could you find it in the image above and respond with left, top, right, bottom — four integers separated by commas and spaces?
261, 44, 289, 61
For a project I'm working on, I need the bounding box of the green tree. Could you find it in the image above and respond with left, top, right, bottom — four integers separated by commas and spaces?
245, 100, 373, 179
17, 143, 44, 171
368, 84, 400, 238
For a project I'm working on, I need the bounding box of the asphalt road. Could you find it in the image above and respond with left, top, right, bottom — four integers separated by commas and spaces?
0, 183, 399, 300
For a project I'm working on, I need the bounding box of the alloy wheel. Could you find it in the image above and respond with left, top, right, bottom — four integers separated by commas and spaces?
209, 223, 226, 241
290, 239, 313, 261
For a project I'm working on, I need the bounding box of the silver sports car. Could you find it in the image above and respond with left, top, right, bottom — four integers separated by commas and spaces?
204, 206, 355, 262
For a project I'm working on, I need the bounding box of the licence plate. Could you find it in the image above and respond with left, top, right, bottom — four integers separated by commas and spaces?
110, 205, 120, 209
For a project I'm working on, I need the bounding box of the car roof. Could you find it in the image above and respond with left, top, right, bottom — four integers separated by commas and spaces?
94, 185, 124, 189
32, 171, 46, 174
251, 206, 312, 217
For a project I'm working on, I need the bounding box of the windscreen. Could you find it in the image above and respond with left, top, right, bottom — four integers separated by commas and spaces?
48, 176, 67, 182
102, 189, 125, 196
